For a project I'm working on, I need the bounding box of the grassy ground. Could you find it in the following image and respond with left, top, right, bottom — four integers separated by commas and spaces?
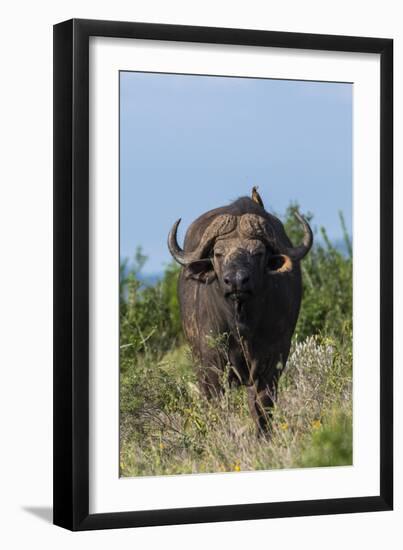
120, 333, 352, 477
119, 207, 353, 477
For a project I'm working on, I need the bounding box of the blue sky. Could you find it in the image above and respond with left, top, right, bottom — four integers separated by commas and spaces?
120, 71, 352, 273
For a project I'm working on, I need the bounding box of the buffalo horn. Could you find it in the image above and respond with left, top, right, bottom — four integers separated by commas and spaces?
285, 211, 313, 261
167, 218, 189, 266
168, 214, 237, 266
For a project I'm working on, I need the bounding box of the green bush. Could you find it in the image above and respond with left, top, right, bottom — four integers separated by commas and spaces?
298, 409, 353, 468
283, 203, 352, 340
160, 261, 182, 337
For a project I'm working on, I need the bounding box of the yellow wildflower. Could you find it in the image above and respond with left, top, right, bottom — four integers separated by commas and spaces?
280, 422, 289, 431
312, 419, 322, 430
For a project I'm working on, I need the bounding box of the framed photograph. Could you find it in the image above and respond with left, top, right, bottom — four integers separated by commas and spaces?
53, 19, 393, 530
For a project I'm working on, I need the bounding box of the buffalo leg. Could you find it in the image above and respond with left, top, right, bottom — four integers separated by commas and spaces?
247, 374, 280, 434
197, 360, 225, 399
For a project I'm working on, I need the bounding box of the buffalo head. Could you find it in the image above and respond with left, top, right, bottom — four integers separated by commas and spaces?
168, 191, 313, 308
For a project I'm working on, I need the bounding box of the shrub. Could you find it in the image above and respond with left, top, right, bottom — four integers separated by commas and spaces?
120, 248, 182, 373
283, 204, 352, 340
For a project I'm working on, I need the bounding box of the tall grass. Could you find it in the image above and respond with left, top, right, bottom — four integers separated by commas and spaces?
119, 206, 353, 477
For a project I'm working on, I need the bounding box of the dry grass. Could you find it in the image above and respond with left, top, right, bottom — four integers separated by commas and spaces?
120, 335, 352, 477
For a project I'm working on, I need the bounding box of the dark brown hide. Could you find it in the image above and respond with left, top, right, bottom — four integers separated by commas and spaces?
168, 195, 312, 433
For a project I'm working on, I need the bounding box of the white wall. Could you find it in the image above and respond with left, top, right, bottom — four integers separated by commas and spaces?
0, 1, 400, 547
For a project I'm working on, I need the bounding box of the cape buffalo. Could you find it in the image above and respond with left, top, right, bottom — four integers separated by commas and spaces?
167, 188, 313, 433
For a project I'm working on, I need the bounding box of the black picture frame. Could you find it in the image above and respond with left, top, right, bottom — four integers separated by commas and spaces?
53, 18, 393, 531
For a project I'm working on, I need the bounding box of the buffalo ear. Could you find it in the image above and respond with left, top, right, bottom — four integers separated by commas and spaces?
184, 259, 217, 284
267, 254, 293, 274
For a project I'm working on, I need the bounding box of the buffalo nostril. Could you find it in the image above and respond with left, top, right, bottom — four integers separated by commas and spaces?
236, 271, 249, 287
224, 277, 230, 286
